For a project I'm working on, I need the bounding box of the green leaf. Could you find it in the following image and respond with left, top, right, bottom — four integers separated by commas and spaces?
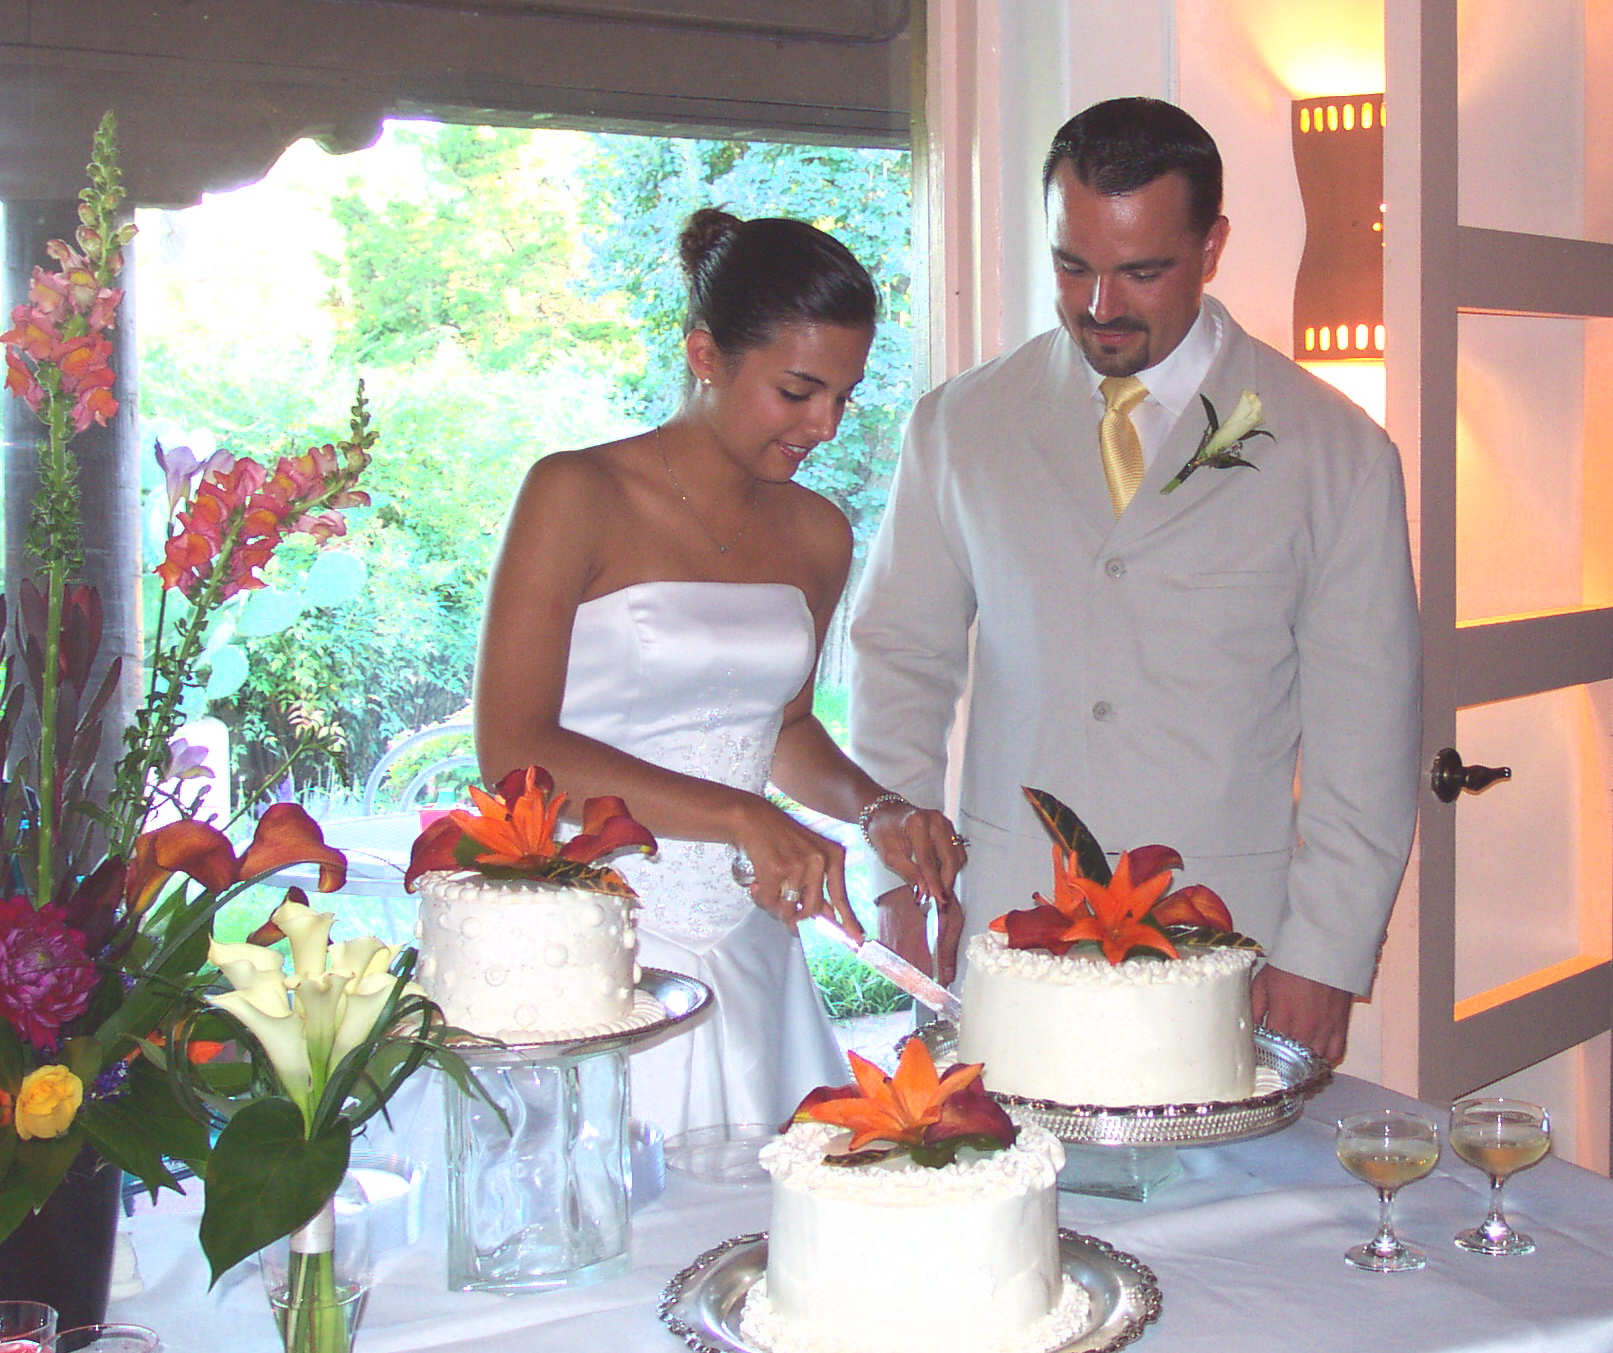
906, 1134, 1008, 1169
0, 1021, 24, 1091
80, 1059, 211, 1189
1021, 787, 1110, 885
203, 643, 249, 700
13, 1132, 83, 1210
201, 1098, 350, 1285
235, 586, 305, 638
1165, 925, 1266, 954
302, 551, 367, 608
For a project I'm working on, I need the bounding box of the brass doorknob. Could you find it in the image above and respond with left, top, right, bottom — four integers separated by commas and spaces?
1430, 747, 1512, 804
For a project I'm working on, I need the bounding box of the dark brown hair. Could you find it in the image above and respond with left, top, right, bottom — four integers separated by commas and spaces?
679, 207, 877, 355
1042, 98, 1223, 238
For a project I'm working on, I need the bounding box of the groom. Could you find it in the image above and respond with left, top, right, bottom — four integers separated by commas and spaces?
848, 97, 1420, 1065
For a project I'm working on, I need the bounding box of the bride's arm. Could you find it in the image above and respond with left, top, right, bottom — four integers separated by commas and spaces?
474, 452, 862, 935
768, 498, 968, 926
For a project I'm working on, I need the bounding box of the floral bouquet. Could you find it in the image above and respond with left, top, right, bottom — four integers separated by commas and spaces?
0, 111, 382, 1255
988, 786, 1260, 964
785, 1037, 1018, 1169
403, 764, 655, 893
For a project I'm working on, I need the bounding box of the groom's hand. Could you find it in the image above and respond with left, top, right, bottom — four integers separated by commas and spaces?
876, 885, 963, 987
1250, 965, 1352, 1066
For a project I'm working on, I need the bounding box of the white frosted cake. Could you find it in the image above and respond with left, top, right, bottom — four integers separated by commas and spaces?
414, 872, 650, 1041
959, 930, 1257, 1106
740, 1119, 1089, 1353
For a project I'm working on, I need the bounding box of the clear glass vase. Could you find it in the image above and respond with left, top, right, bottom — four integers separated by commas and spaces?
259, 1177, 371, 1353
445, 1045, 631, 1293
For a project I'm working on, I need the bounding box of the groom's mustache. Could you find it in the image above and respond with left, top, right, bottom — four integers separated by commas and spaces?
1078, 313, 1147, 334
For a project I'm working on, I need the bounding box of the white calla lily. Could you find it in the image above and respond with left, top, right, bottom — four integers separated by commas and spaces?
1205, 390, 1264, 454
208, 987, 314, 1108
208, 938, 286, 993
328, 971, 403, 1069
326, 936, 396, 982
291, 970, 350, 1080
273, 899, 337, 978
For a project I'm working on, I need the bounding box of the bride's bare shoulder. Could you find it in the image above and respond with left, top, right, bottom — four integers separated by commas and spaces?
514, 434, 654, 506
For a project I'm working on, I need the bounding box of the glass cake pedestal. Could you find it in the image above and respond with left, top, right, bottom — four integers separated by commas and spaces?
444, 968, 710, 1292
916, 1023, 1331, 1202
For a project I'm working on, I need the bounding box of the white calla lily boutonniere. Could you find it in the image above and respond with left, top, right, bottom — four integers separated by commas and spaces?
1161, 390, 1273, 494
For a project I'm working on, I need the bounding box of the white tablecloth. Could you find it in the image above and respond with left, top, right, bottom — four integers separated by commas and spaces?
114, 1073, 1613, 1352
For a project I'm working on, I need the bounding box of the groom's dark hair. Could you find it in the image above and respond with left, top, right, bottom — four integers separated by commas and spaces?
1043, 97, 1224, 238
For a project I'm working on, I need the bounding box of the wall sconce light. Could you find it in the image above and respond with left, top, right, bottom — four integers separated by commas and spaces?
1292, 94, 1385, 362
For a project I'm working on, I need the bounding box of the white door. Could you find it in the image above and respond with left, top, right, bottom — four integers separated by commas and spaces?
1376, 0, 1613, 1171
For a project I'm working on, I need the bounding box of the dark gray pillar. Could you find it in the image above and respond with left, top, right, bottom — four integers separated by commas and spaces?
3, 200, 142, 844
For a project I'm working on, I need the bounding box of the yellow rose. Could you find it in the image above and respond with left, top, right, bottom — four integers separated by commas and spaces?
15, 1065, 84, 1140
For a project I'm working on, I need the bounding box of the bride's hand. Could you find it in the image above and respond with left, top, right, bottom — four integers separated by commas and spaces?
732, 797, 864, 941
862, 799, 968, 912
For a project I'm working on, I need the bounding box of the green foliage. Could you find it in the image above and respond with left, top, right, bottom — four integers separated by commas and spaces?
802, 933, 912, 1020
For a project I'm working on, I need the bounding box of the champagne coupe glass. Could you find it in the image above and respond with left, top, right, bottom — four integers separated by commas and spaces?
1449, 1097, 1551, 1256
1335, 1109, 1441, 1272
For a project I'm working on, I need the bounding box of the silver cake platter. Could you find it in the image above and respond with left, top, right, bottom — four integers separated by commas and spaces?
658, 1229, 1161, 1353
449, 967, 712, 1060
916, 1022, 1331, 1148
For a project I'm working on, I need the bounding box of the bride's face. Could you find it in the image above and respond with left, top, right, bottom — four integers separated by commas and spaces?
695, 320, 873, 481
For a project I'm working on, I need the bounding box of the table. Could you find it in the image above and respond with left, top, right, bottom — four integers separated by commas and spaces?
113, 1073, 1613, 1352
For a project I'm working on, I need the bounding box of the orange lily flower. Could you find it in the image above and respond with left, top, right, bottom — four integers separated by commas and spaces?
990, 845, 1180, 964
792, 1038, 1015, 1153
404, 765, 655, 891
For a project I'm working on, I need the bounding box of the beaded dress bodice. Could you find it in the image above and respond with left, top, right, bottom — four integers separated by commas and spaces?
559, 580, 816, 946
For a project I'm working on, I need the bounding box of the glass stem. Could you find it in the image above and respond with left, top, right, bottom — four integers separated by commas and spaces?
1371, 1186, 1401, 1255
1482, 1173, 1513, 1240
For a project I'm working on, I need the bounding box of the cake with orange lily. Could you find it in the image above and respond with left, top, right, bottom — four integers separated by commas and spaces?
958, 788, 1260, 1107
740, 1039, 1091, 1353
404, 765, 658, 1041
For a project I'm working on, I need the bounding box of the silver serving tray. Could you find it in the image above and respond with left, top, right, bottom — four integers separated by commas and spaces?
917, 1023, 1330, 1148
658, 1229, 1161, 1353
451, 968, 712, 1060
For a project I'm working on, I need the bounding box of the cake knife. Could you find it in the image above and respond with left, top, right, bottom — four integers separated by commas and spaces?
811, 919, 963, 1025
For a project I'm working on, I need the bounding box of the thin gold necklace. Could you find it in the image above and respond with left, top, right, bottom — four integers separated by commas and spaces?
656, 425, 758, 555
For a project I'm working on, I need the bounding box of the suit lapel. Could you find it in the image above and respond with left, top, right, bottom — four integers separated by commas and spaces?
1022, 328, 1117, 537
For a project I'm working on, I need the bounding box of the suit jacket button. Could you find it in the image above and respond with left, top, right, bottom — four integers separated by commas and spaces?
1105, 558, 1126, 579
1091, 700, 1113, 721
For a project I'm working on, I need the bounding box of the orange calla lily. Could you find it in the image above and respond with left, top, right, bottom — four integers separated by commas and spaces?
126, 803, 345, 914
404, 765, 655, 892
792, 1038, 1016, 1154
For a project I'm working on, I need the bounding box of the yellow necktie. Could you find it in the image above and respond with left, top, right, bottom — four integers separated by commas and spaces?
1099, 375, 1149, 517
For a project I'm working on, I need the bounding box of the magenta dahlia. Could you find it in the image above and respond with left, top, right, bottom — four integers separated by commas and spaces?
0, 895, 99, 1050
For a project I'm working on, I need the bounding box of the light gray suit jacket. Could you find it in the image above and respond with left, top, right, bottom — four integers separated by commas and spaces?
848, 298, 1420, 994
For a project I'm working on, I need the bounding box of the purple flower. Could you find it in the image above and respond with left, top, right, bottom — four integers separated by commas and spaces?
164, 736, 213, 782
0, 896, 99, 1050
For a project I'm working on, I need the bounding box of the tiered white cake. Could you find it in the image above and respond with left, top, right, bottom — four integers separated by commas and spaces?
414, 873, 651, 1041
959, 930, 1257, 1106
740, 1119, 1090, 1353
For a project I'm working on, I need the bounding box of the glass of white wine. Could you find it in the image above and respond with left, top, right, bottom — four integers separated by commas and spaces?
1335, 1109, 1441, 1272
1449, 1097, 1551, 1256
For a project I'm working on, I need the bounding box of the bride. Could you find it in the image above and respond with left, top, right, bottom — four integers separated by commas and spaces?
473, 208, 967, 1135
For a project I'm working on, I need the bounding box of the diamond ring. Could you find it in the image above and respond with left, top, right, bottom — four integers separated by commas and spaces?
780, 885, 802, 907
950, 833, 970, 848
730, 851, 757, 888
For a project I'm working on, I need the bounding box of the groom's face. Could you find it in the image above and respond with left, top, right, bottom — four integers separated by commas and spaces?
1046, 164, 1229, 377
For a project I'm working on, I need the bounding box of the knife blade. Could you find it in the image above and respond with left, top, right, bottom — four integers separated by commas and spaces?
812, 919, 963, 1025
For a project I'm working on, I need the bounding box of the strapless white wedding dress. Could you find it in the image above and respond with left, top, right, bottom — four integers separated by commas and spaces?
560, 580, 847, 1136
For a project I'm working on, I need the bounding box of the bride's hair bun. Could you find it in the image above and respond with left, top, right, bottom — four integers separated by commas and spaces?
678, 207, 743, 279
679, 207, 877, 357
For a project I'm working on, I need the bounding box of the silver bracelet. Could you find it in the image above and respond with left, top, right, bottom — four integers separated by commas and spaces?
858, 792, 912, 847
